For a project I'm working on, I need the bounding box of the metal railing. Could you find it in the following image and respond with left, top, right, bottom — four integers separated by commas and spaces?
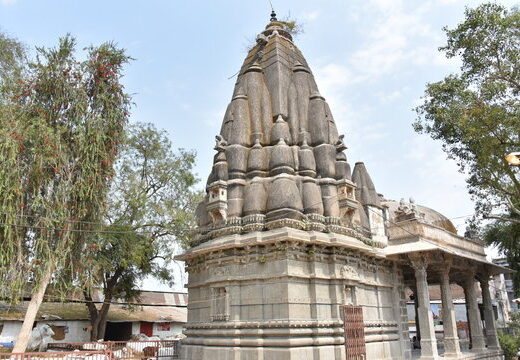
0, 350, 108, 360
0, 340, 179, 360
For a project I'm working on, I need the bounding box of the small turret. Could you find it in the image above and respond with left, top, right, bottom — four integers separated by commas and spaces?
352, 162, 387, 246
206, 180, 228, 224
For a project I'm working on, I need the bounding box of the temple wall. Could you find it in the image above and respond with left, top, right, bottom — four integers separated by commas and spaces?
181, 231, 411, 360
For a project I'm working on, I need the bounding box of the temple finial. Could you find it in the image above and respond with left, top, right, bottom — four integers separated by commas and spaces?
269, 0, 277, 21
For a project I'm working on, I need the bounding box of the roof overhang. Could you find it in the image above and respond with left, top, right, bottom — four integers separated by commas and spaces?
385, 239, 513, 275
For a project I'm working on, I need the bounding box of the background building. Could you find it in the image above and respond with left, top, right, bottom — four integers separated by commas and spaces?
0, 290, 187, 346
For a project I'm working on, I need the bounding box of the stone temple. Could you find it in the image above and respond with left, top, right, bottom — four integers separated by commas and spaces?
178, 14, 509, 360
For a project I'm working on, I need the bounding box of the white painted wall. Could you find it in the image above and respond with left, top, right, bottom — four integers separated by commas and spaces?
152, 322, 183, 338
0, 320, 91, 344
131, 321, 140, 336
1, 320, 185, 344
129, 321, 183, 338
0, 321, 22, 343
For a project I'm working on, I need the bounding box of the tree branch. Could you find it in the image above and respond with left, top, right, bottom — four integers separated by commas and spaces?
483, 214, 520, 224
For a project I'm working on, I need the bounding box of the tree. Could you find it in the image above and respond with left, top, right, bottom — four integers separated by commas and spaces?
0, 35, 131, 352
0, 30, 26, 82
482, 214, 520, 297
414, 3, 520, 224
82, 122, 201, 340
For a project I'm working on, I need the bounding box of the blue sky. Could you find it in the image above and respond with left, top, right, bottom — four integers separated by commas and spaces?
1, 0, 516, 291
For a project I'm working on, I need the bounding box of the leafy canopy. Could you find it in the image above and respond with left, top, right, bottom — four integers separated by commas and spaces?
414, 3, 520, 224
0, 34, 131, 302
82, 122, 201, 339
483, 214, 520, 297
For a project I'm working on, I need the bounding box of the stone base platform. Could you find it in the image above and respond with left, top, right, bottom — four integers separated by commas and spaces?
180, 344, 345, 360
411, 349, 503, 360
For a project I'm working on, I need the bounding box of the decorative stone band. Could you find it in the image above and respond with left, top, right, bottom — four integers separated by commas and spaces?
182, 321, 400, 346
185, 320, 398, 330
192, 214, 380, 248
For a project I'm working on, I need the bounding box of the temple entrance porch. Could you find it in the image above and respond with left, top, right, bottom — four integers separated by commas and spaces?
394, 250, 506, 360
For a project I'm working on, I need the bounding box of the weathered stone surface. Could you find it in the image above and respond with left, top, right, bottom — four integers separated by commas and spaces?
270, 114, 292, 145
301, 178, 323, 215
269, 138, 295, 176
314, 143, 336, 179
175, 14, 520, 360
242, 179, 268, 215
352, 162, 381, 208
266, 176, 304, 220
225, 144, 248, 180
246, 139, 268, 177
297, 139, 316, 177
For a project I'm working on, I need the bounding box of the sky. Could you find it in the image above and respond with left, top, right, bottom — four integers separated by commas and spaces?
1, 0, 516, 292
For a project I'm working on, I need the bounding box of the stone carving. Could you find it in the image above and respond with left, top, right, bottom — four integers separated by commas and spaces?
340, 264, 360, 280
394, 197, 425, 222
214, 134, 228, 151
335, 134, 347, 152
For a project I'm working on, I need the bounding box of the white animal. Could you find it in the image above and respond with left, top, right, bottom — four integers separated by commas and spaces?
27, 324, 55, 352
125, 340, 145, 355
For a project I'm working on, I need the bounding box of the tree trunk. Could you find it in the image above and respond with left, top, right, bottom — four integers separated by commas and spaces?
95, 292, 114, 340
84, 268, 122, 340
97, 307, 110, 340
12, 265, 53, 353
84, 290, 100, 341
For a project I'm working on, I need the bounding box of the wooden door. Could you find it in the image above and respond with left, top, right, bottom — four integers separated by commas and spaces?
342, 305, 366, 360
140, 321, 153, 337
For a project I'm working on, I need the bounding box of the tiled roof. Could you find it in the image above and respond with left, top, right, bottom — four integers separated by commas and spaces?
0, 302, 186, 323
42, 290, 188, 307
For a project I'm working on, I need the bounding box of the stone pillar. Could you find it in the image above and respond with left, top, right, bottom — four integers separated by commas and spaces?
411, 285, 421, 341
439, 266, 462, 357
461, 273, 486, 352
479, 275, 500, 350
410, 254, 438, 360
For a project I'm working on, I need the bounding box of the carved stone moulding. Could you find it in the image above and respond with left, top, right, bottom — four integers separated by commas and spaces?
186, 319, 343, 330
191, 214, 376, 247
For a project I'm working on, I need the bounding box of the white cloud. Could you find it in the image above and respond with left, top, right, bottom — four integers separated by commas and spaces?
403, 135, 474, 234
378, 88, 407, 103
301, 10, 320, 22
0, 0, 17, 5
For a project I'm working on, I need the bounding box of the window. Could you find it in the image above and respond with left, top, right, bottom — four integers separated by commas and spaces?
50, 326, 68, 340
157, 323, 171, 331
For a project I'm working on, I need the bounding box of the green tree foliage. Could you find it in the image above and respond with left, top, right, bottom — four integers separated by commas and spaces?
0, 34, 131, 351
83, 122, 201, 340
498, 312, 520, 360
414, 3, 520, 224
0, 30, 26, 82
483, 214, 520, 297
